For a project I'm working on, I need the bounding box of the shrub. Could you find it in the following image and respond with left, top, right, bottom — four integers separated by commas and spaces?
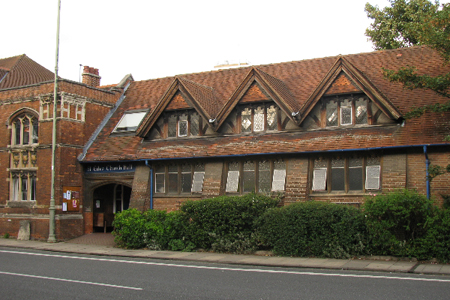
181, 193, 279, 252
113, 209, 190, 250
415, 208, 450, 262
362, 189, 435, 257
256, 201, 367, 258
112, 209, 148, 249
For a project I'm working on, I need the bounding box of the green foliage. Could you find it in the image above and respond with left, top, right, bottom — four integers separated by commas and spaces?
112, 209, 148, 249
365, 0, 441, 50
414, 208, 450, 262
3, 233, 9, 239
181, 193, 279, 251
112, 190, 450, 262
256, 201, 368, 258
363, 189, 435, 256
442, 194, 450, 210
112, 209, 190, 250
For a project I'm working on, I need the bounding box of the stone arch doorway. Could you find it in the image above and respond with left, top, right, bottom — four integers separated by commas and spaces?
93, 183, 131, 232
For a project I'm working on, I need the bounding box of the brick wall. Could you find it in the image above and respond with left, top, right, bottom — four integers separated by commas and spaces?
129, 165, 151, 211
0, 80, 121, 240
284, 158, 309, 204
202, 162, 223, 198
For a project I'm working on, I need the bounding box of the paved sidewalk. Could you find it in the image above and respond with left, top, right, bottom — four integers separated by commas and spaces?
1, 235, 449, 276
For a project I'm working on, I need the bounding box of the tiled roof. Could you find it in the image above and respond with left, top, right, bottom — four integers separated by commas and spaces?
0, 54, 54, 89
83, 46, 450, 162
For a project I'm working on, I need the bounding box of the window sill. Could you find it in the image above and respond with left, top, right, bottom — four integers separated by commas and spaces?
310, 192, 370, 197
153, 194, 202, 198
7, 200, 37, 208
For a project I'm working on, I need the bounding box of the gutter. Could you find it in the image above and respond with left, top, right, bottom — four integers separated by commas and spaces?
80, 143, 450, 165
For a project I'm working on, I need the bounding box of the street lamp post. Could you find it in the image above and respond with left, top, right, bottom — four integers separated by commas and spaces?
48, 0, 61, 243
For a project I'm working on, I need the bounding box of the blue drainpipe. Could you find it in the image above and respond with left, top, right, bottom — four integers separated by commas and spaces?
145, 160, 154, 209
423, 146, 430, 199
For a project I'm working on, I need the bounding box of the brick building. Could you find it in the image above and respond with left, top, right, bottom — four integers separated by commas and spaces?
80, 46, 450, 233
0, 55, 131, 240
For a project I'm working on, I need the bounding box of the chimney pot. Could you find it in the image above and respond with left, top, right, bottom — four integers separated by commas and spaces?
81, 65, 101, 87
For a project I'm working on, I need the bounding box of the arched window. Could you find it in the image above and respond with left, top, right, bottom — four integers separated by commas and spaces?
9, 111, 38, 201
12, 113, 38, 145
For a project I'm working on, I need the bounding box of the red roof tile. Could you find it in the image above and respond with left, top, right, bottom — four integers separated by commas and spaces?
0, 54, 54, 89
83, 46, 450, 162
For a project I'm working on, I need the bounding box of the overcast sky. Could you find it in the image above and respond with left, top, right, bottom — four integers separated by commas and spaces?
3, 0, 447, 85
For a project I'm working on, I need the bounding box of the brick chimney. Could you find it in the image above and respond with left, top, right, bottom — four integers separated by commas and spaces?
82, 66, 101, 87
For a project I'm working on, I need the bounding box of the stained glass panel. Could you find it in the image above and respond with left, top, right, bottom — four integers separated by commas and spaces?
267, 105, 277, 131
326, 101, 338, 126
190, 113, 200, 136
178, 114, 188, 137
243, 161, 255, 193
259, 161, 271, 193
355, 97, 368, 124
168, 115, 177, 137
241, 108, 252, 133
254, 106, 264, 132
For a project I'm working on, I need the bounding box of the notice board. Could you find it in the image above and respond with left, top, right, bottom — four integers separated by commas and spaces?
62, 186, 81, 212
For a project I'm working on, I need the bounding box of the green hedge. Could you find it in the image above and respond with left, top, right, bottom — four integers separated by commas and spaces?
362, 189, 435, 257
256, 201, 367, 258
112, 190, 450, 262
415, 208, 450, 262
181, 193, 279, 253
113, 209, 192, 250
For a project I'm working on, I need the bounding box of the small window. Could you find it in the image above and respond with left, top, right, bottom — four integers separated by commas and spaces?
178, 114, 188, 137
114, 111, 146, 132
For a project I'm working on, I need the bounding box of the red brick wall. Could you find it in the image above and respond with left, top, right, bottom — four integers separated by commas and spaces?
0, 81, 121, 240
284, 158, 309, 204
153, 197, 202, 212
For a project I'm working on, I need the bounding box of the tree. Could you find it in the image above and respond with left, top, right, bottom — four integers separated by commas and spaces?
365, 0, 450, 178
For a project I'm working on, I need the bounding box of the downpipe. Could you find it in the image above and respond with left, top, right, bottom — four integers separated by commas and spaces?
423, 145, 430, 199
145, 160, 154, 209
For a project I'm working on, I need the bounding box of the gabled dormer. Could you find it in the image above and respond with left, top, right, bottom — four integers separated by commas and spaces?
216, 68, 300, 135
300, 57, 402, 130
137, 77, 219, 140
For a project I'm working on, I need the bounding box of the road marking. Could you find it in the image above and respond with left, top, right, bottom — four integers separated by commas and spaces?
1, 249, 449, 283
0, 270, 143, 290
